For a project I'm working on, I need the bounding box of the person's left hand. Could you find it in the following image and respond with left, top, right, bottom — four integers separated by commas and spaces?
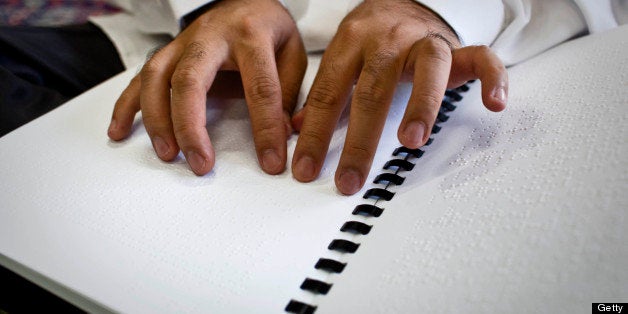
107, 0, 306, 176
291, 0, 508, 195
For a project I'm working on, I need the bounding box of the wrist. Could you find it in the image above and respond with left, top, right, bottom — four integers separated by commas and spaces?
181, 1, 222, 30
409, 1, 461, 46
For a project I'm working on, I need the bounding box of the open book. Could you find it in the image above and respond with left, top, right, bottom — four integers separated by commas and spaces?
1, 25, 626, 313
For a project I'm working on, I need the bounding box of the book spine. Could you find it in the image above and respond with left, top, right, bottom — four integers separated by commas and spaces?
285, 82, 473, 314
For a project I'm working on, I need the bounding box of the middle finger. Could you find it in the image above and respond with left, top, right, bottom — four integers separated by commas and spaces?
335, 49, 403, 195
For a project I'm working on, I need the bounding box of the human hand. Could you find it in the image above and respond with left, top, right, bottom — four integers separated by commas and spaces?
291, 0, 508, 195
108, 0, 306, 175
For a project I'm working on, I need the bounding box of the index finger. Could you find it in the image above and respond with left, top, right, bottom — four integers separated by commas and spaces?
235, 44, 287, 175
398, 36, 453, 149
170, 40, 226, 175
292, 46, 361, 183
334, 50, 404, 195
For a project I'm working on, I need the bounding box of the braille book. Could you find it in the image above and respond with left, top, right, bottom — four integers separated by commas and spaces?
1, 25, 626, 314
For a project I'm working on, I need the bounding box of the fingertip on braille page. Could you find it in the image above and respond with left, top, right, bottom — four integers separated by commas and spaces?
337, 168, 362, 195
491, 86, 508, 111
152, 136, 170, 158
107, 118, 127, 140
401, 120, 426, 148
294, 155, 316, 181
493, 86, 507, 102
187, 150, 208, 175
262, 149, 283, 174
107, 119, 117, 135
285, 300, 316, 314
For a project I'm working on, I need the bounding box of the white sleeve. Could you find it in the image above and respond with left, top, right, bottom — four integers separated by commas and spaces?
283, 0, 504, 52
283, 1, 360, 52
89, 1, 213, 68
131, 0, 216, 37
415, 0, 505, 46
419, 0, 627, 66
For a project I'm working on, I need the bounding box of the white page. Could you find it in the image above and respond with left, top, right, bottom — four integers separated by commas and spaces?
317, 26, 628, 313
4, 24, 625, 314
0, 53, 410, 312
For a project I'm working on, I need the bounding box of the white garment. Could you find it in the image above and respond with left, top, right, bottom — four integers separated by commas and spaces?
90, 0, 627, 68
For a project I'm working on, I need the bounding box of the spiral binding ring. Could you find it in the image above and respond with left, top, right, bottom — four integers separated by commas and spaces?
437, 111, 450, 122
300, 278, 333, 294
383, 159, 415, 171
456, 84, 470, 92
328, 239, 360, 253
286, 83, 472, 313
340, 221, 372, 235
373, 173, 405, 185
441, 100, 457, 111
314, 258, 346, 273
445, 90, 463, 101
431, 124, 442, 134
393, 147, 424, 159
285, 300, 316, 314
363, 188, 395, 201
353, 204, 385, 217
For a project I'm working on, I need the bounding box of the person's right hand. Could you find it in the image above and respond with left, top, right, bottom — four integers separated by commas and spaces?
290, 0, 507, 195
107, 0, 307, 176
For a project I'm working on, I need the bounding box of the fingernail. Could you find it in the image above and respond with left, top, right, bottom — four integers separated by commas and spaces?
402, 121, 425, 148
108, 119, 117, 134
187, 151, 207, 174
294, 155, 315, 181
152, 136, 170, 158
262, 149, 282, 174
493, 86, 507, 103
337, 169, 361, 195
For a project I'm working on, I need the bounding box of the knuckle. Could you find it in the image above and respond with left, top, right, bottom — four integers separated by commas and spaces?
252, 116, 281, 141
141, 58, 163, 79
473, 44, 492, 56
417, 37, 452, 63
344, 142, 372, 162
141, 112, 168, 133
248, 74, 281, 105
307, 77, 342, 109
236, 15, 264, 39
363, 49, 400, 77
469, 45, 505, 74
146, 44, 166, 61
171, 66, 203, 92
387, 23, 406, 41
354, 86, 387, 115
181, 41, 207, 62
300, 127, 328, 149
338, 19, 365, 40
415, 91, 443, 112
172, 121, 199, 136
